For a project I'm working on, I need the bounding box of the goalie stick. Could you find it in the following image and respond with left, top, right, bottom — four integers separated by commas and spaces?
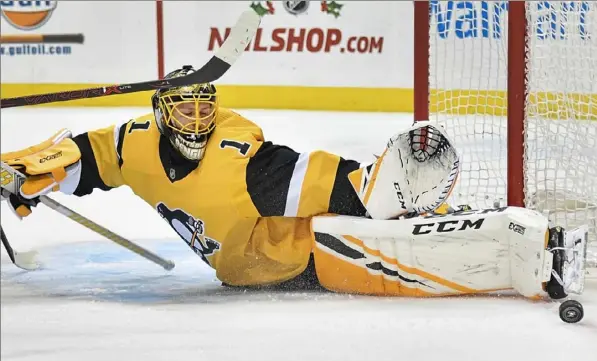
38, 194, 176, 271
0, 10, 260, 109
1, 163, 175, 271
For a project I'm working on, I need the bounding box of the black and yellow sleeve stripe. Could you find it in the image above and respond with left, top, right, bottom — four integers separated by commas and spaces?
246, 142, 367, 218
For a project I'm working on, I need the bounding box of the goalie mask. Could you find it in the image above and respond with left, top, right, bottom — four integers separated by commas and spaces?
151, 65, 218, 162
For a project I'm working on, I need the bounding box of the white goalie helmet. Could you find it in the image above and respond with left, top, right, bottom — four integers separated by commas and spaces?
151, 65, 219, 162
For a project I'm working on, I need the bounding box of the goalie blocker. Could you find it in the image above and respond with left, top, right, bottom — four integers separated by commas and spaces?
310, 207, 589, 300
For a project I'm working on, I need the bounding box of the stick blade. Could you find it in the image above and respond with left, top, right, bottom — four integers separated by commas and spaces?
13, 250, 41, 271
214, 10, 261, 66
168, 10, 261, 88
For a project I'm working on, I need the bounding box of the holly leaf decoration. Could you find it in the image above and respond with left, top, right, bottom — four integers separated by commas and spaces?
250, 2, 273, 17
321, 1, 343, 18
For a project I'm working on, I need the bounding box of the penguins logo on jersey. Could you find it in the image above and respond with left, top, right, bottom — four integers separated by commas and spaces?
156, 202, 221, 265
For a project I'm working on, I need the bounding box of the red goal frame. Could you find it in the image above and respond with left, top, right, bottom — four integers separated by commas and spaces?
413, 1, 527, 208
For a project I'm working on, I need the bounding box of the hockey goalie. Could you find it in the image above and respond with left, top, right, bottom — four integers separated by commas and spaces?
0, 65, 589, 303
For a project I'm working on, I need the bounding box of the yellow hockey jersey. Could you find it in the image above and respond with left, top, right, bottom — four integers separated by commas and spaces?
71, 108, 366, 286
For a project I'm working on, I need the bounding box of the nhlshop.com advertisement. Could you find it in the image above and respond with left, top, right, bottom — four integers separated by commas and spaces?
208, 26, 384, 54
207, 1, 384, 54
162, 1, 410, 88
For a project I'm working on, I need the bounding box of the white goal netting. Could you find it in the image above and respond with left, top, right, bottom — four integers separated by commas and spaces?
427, 1, 597, 264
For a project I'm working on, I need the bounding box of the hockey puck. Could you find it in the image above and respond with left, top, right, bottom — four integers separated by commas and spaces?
559, 300, 584, 323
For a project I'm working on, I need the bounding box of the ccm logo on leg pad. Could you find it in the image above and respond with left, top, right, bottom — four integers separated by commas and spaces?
412, 218, 485, 235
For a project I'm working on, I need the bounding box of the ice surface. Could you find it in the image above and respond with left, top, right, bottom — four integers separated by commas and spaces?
1, 108, 596, 361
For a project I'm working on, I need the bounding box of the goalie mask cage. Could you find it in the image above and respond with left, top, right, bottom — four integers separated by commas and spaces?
414, 1, 597, 267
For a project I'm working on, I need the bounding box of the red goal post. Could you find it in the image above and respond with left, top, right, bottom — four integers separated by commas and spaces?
413, 1, 597, 261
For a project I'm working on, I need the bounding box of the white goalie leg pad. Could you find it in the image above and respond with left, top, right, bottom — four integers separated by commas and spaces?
348, 121, 460, 220
312, 207, 554, 298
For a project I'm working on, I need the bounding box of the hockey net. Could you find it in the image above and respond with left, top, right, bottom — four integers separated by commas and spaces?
414, 1, 597, 271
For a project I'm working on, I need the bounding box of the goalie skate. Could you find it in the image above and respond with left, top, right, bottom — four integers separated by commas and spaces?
546, 225, 589, 298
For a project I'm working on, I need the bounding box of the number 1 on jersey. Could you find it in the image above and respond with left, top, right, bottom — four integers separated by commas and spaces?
128, 120, 150, 133
220, 140, 251, 156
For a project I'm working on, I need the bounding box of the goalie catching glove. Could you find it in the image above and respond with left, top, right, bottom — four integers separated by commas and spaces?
348, 121, 460, 219
1, 129, 82, 219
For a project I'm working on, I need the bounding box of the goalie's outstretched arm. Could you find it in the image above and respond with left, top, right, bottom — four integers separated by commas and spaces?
244, 141, 368, 219
70, 132, 117, 196
244, 121, 460, 221
1, 121, 128, 218
70, 120, 130, 196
